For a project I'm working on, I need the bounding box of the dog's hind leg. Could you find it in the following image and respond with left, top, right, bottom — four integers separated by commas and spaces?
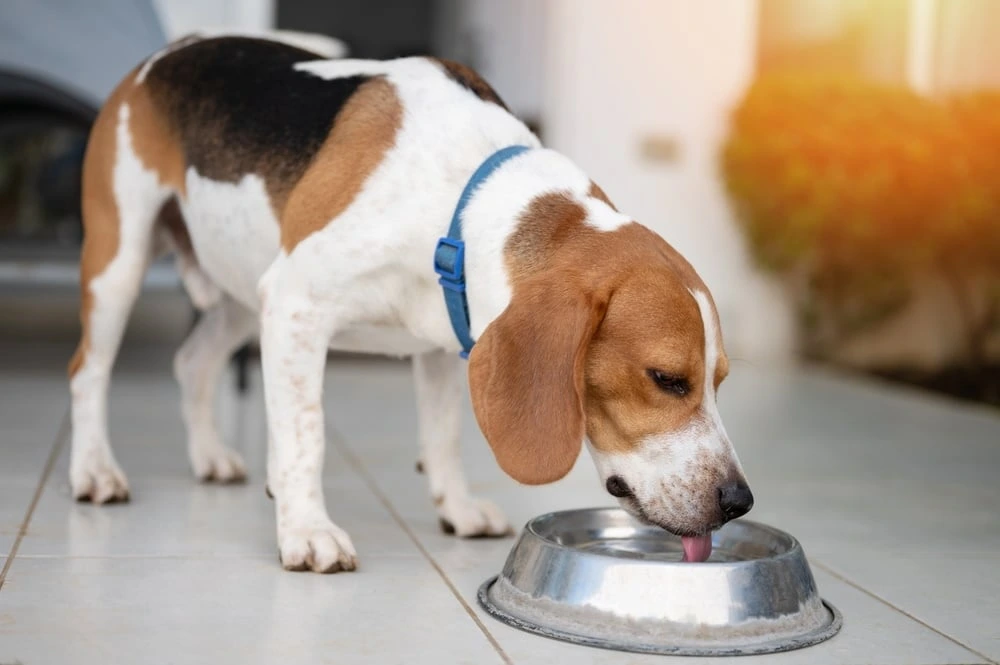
173, 296, 256, 482
158, 197, 221, 312
413, 349, 510, 537
69, 98, 171, 503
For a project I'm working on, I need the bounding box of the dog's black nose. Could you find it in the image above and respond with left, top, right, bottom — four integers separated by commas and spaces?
606, 475, 632, 498
718, 482, 754, 521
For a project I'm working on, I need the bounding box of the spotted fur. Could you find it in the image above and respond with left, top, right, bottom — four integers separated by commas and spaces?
69, 33, 749, 573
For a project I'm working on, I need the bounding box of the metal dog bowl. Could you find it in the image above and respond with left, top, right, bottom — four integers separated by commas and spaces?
478, 508, 841, 656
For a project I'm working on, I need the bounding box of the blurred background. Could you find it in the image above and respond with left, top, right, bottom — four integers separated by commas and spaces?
0, 0, 997, 405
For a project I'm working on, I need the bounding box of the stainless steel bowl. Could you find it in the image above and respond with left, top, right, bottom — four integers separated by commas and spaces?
478, 508, 841, 656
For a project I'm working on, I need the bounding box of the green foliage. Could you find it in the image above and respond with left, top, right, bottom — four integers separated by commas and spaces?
722, 74, 1000, 359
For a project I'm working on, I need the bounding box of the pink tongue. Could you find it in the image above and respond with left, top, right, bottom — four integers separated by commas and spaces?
681, 535, 713, 562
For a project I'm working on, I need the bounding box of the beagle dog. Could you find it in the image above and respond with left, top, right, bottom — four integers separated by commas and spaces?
69, 34, 753, 573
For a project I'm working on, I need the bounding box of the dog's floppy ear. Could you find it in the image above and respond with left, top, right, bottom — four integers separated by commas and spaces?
468, 276, 606, 485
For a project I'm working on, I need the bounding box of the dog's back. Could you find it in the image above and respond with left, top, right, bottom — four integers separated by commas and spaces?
74, 35, 535, 313
142, 38, 384, 213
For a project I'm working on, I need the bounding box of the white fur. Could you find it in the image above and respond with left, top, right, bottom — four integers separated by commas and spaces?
180, 171, 280, 309
582, 197, 632, 232
587, 290, 745, 533
691, 289, 744, 479
295, 58, 398, 79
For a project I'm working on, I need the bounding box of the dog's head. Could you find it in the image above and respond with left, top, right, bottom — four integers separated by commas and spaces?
469, 192, 751, 558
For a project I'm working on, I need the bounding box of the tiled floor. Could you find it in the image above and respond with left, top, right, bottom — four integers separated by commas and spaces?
1, 339, 998, 664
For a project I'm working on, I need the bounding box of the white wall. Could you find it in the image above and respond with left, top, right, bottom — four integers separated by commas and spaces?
541, 0, 795, 363
152, 0, 275, 38
433, 0, 546, 121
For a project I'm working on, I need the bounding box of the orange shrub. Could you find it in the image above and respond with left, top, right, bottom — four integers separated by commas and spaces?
722, 75, 1000, 361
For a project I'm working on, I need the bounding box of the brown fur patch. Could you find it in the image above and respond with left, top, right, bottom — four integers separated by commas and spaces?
505, 192, 588, 281
588, 181, 616, 210
69, 70, 138, 377
128, 84, 187, 195
468, 274, 606, 485
431, 58, 508, 109
280, 78, 403, 252
469, 190, 727, 477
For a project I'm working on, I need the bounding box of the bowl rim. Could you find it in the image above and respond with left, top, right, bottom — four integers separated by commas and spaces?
478, 575, 844, 656
520, 508, 807, 568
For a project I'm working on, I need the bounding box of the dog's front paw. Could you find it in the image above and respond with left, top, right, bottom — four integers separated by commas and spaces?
278, 519, 358, 573
71, 452, 130, 504
189, 440, 247, 483
438, 496, 511, 538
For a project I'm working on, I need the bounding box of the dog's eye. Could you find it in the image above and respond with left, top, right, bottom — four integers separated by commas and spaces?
647, 369, 689, 396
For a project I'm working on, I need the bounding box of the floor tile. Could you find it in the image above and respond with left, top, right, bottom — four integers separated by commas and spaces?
0, 556, 505, 665
821, 554, 1000, 663
0, 482, 35, 554
0, 345, 71, 554
24, 358, 414, 560
20, 476, 414, 560
720, 367, 1000, 559
0, 372, 67, 479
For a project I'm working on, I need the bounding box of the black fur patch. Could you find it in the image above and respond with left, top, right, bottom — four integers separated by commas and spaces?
430, 58, 508, 110
144, 37, 372, 198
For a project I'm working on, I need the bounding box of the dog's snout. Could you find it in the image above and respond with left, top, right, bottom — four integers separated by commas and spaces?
605, 475, 632, 498
718, 482, 754, 521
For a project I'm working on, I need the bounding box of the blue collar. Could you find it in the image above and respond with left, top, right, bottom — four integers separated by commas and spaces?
434, 145, 530, 358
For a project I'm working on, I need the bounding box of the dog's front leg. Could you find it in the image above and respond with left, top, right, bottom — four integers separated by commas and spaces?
259, 272, 356, 573
414, 349, 510, 537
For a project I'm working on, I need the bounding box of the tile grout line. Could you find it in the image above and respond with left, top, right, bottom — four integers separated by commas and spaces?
328, 426, 514, 665
812, 560, 998, 665
0, 408, 69, 591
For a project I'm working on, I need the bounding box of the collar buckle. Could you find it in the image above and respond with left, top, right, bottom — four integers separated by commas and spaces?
434, 237, 466, 290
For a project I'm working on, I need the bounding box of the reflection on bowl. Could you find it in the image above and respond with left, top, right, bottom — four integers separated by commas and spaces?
478, 508, 842, 656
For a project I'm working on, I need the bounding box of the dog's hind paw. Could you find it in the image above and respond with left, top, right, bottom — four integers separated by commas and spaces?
189, 442, 247, 483
71, 457, 130, 504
